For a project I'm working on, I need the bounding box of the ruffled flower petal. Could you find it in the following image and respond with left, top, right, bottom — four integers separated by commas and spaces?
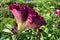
10, 3, 46, 34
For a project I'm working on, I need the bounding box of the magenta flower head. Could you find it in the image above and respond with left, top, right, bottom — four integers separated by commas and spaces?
9, 3, 46, 32
55, 9, 60, 17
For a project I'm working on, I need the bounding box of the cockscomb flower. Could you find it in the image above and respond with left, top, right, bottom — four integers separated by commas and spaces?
9, 3, 46, 34
55, 9, 60, 17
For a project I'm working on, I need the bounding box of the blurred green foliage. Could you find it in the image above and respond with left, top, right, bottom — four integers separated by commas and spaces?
0, 0, 60, 40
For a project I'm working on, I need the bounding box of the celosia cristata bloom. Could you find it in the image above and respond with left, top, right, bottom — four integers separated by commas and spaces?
55, 9, 60, 17
9, 3, 46, 34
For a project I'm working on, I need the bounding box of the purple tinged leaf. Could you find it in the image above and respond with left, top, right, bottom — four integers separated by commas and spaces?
11, 28, 17, 34
36, 29, 43, 36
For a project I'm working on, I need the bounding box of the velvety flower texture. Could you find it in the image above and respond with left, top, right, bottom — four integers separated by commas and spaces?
55, 9, 60, 17
10, 3, 46, 34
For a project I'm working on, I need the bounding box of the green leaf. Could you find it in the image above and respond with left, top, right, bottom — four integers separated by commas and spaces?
3, 29, 11, 33
0, 34, 11, 40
